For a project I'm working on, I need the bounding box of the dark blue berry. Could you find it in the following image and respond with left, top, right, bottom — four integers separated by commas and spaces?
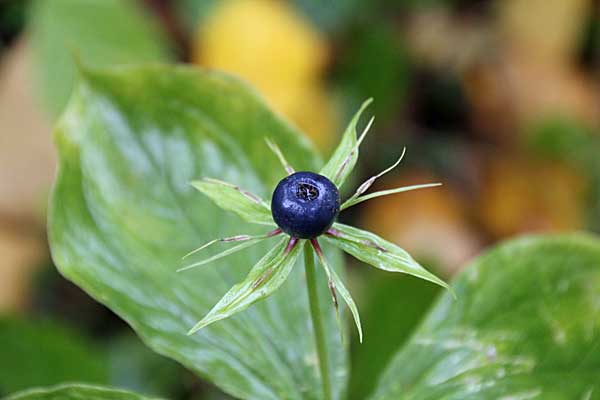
271, 172, 340, 239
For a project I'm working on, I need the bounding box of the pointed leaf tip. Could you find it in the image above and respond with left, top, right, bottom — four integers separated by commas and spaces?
324, 223, 449, 294
265, 138, 295, 175
188, 238, 304, 333
312, 241, 363, 343
177, 238, 268, 272
320, 98, 374, 188
341, 182, 443, 210
342, 148, 408, 208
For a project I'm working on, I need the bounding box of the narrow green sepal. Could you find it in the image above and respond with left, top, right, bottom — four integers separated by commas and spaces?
188, 238, 304, 334
323, 223, 454, 297
319, 98, 373, 189
312, 241, 363, 343
191, 178, 274, 226
341, 182, 442, 210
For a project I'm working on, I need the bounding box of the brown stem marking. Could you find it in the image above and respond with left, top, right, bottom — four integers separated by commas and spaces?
310, 239, 338, 309
284, 237, 299, 255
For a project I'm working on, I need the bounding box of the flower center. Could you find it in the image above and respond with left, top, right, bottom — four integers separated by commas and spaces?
296, 182, 319, 201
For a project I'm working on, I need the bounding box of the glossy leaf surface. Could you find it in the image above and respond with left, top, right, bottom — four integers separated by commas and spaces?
189, 238, 304, 333
314, 248, 363, 343
48, 65, 345, 400
324, 223, 448, 290
371, 234, 600, 399
191, 178, 273, 225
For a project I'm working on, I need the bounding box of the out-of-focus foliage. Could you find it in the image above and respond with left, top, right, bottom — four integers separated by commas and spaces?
497, 0, 591, 63
336, 26, 411, 120
28, 0, 172, 118
528, 117, 600, 232
372, 233, 600, 399
48, 65, 345, 400
193, 0, 338, 151
291, 0, 361, 33
0, 317, 189, 399
0, 226, 46, 311
0, 0, 26, 57
106, 334, 186, 399
0, 318, 108, 396
348, 273, 440, 400
478, 156, 586, 238
0, 42, 54, 224
177, 0, 362, 35
360, 173, 480, 273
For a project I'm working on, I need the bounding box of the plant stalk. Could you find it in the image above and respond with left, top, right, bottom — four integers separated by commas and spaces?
304, 244, 332, 400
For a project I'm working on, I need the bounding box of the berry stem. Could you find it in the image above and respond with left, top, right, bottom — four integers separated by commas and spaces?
304, 243, 332, 400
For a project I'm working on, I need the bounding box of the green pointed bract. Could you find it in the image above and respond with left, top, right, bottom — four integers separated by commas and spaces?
314, 248, 363, 343
323, 223, 452, 295
178, 238, 267, 272
320, 98, 373, 188
265, 138, 295, 175
341, 148, 407, 209
341, 182, 442, 210
188, 238, 304, 334
191, 178, 274, 226
370, 233, 600, 399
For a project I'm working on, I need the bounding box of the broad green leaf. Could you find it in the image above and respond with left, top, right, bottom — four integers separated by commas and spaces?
190, 239, 304, 333
191, 178, 274, 225
5, 384, 157, 400
371, 233, 600, 399
29, 0, 172, 117
0, 318, 108, 395
323, 223, 449, 290
319, 99, 372, 188
348, 274, 440, 400
48, 65, 344, 400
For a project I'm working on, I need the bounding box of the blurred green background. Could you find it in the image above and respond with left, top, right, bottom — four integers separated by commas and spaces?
0, 0, 598, 399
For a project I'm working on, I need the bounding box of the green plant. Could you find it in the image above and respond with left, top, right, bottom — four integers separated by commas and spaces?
9, 65, 599, 399
177, 99, 447, 399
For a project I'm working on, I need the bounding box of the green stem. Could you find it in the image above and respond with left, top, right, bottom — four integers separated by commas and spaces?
304, 244, 332, 400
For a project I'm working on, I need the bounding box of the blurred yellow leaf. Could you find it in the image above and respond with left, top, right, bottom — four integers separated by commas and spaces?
0, 227, 45, 312
283, 85, 338, 151
478, 156, 586, 238
498, 0, 592, 63
194, 0, 337, 150
465, 49, 599, 141
360, 172, 481, 274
